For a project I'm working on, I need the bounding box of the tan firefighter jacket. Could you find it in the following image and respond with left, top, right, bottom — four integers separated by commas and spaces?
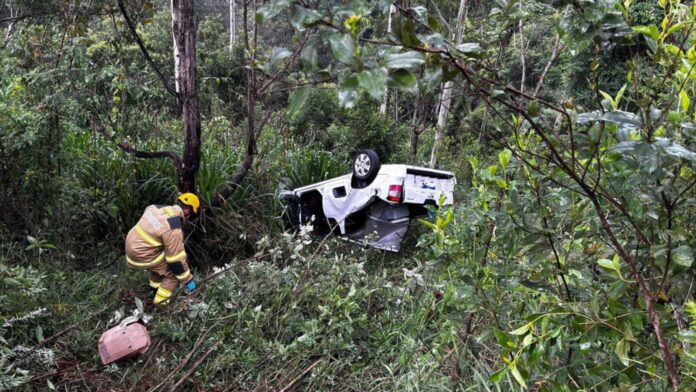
125, 205, 192, 283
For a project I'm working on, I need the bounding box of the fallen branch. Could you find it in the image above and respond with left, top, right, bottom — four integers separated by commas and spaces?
128, 340, 164, 392
169, 337, 224, 392
279, 357, 322, 392
90, 116, 182, 169
146, 327, 215, 392
24, 370, 59, 384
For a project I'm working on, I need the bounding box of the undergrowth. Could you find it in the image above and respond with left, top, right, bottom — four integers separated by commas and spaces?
0, 216, 515, 391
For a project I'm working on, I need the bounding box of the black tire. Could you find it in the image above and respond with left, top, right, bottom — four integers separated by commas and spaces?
351, 149, 381, 187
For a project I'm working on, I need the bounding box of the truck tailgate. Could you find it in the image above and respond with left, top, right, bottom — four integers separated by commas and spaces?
403, 168, 455, 205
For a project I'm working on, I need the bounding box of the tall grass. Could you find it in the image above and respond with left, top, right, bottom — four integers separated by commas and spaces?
284, 146, 345, 188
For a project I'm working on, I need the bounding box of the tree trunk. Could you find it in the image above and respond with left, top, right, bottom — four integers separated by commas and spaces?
430, 0, 466, 168
229, 0, 236, 51
177, 0, 201, 192
519, 19, 526, 93
171, 0, 182, 115
380, 5, 395, 115
410, 92, 420, 160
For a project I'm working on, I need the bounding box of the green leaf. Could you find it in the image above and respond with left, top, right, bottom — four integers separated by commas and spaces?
597, 257, 621, 276
615, 339, 630, 366
288, 87, 311, 117
455, 43, 482, 56
489, 367, 508, 382
290, 5, 323, 30
339, 76, 359, 108
418, 218, 437, 230
385, 51, 425, 70
510, 364, 526, 388
393, 18, 418, 46
3, 277, 21, 286
510, 323, 530, 335
488, 165, 498, 177
494, 328, 517, 349
615, 84, 627, 107
36, 325, 44, 342
633, 25, 659, 41
389, 69, 417, 92
499, 149, 512, 169
329, 34, 357, 67
666, 22, 685, 37
599, 90, 616, 110
664, 142, 696, 161
680, 90, 691, 113
673, 245, 693, 268
357, 68, 388, 101
522, 333, 534, 347
300, 45, 318, 71
469, 156, 479, 171
256, 0, 290, 24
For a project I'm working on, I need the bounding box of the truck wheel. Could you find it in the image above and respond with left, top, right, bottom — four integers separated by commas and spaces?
352, 149, 380, 187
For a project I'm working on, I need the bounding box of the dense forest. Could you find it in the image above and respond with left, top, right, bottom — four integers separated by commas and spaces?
2, 0, 696, 390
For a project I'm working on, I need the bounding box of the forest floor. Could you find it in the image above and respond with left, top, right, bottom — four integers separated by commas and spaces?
2, 228, 508, 391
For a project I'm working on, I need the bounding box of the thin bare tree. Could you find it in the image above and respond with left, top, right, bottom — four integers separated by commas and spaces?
229, 0, 236, 51
430, 0, 466, 168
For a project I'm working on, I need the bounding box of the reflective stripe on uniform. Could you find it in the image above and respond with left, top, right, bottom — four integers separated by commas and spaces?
153, 286, 172, 305
135, 224, 163, 247
149, 280, 161, 289
176, 270, 191, 282
166, 250, 186, 263
163, 207, 177, 217
126, 252, 165, 268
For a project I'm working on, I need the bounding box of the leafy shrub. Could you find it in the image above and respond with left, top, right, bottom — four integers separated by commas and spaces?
289, 86, 340, 146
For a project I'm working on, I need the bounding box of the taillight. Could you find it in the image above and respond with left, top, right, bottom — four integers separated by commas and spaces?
387, 184, 403, 203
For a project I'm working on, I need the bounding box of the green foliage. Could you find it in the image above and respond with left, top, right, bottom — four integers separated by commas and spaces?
6, 0, 696, 390
289, 87, 339, 145
283, 146, 344, 188
326, 95, 407, 163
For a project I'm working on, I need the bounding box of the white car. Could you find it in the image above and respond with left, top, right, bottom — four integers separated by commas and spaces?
280, 149, 456, 252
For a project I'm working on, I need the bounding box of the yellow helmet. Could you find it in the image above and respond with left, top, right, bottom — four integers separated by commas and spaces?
177, 193, 200, 214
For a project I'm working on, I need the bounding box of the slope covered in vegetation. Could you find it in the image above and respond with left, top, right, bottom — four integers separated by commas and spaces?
2, 0, 696, 390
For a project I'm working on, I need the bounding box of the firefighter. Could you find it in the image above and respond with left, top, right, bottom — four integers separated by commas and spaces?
125, 193, 199, 305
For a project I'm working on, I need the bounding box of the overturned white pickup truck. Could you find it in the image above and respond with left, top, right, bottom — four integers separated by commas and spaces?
280, 149, 456, 252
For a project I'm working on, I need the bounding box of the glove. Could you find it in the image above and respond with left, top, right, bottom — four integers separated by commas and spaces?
184, 279, 196, 294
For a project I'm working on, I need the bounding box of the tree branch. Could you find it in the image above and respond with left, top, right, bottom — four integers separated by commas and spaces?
533, 34, 563, 97
117, 0, 179, 101
90, 116, 182, 169
0, 13, 47, 24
